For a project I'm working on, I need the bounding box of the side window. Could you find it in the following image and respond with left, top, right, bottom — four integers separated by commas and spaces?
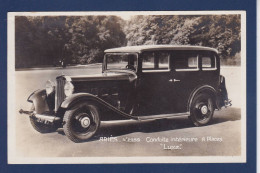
142, 52, 169, 71
201, 55, 216, 70
158, 52, 169, 69
142, 52, 155, 69
174, 54, 198, 71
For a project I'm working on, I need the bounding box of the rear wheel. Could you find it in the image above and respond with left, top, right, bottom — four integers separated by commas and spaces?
189, 93, 214, 126
29, 105, 58, 133
63, 102, 100, 143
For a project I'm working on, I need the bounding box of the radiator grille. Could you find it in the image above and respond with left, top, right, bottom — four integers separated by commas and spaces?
55, 77, 66, 111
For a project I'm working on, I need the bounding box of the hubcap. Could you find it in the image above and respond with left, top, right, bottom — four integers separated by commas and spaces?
80, 117, 91, 128
201, 105, 208, 115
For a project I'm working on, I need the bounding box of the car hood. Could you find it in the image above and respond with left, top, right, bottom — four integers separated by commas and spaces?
68, 70, 137, 82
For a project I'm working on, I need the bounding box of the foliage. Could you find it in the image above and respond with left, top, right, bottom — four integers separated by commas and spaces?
64, 16, 126, 64
15, 16, 68, 67
15, 16, 126, 68
125, 15, 241, 63
15, 15, 241, 68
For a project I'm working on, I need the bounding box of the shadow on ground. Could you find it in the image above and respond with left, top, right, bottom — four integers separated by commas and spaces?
57, 107, 241, 141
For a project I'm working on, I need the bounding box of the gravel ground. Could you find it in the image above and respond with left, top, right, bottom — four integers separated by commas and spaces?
13, 66, 242, 157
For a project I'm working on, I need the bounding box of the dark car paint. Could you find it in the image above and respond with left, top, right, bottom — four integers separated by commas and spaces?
68, 72, 136, 111
60, 93, 138, 120
27, 49, 226, 122
136, 50, 221, 115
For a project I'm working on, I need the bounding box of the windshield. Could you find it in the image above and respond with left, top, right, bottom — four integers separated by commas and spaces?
105, 53, 138, 71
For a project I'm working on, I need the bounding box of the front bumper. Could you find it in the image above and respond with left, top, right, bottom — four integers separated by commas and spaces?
19, 109, 61, 124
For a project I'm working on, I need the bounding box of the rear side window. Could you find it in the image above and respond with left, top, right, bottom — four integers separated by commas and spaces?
174, 54, 199, 71
142, 52, 170, 71
201, 56, 216, 70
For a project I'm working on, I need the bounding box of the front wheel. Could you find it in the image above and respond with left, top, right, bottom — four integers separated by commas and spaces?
63, 102, 100, 143
189, 93, 214, 126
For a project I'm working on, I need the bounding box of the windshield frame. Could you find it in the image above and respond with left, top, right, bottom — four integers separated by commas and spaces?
103, 52, 139, 73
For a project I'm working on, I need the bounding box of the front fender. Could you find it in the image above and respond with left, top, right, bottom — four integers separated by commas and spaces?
27, 89, 50, 114
61, 93, 138, 120
61, 93, 96, 108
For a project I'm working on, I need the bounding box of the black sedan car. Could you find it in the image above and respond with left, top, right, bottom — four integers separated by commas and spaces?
20, 45, 231, 142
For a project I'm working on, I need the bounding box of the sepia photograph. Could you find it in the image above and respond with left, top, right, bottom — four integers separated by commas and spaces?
8, 11, 246, 163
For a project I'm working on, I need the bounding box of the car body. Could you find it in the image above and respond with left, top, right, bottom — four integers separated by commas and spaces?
20, 45, 231, 142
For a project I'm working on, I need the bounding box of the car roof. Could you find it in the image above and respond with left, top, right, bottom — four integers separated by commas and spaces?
104, 45, 218, 54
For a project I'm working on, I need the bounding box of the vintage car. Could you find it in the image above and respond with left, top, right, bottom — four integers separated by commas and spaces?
19, 45, 231, 142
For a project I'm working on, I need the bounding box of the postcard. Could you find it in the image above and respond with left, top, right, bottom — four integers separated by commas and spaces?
8, 11, 246, 164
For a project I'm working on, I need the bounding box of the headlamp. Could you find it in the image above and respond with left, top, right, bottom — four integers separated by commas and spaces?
64, 81, 74, 97
45, 80, 55, 95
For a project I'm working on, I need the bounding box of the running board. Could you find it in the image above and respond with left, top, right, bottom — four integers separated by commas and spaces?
137, 112, 190, 121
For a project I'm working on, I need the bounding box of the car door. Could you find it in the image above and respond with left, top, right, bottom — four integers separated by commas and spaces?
169, 51, 201, 113
137, 51, 173, 115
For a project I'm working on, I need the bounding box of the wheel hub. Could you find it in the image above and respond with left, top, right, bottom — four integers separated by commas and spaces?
200, 105, 208, 115
80, 117, 91, 128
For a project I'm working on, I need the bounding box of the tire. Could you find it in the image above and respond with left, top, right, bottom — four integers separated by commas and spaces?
189, 93, 214, 126
29, 105, 58, 133
63, 102, 100, 143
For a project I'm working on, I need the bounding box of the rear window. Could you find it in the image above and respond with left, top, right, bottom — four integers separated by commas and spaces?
201, 56, 216, 70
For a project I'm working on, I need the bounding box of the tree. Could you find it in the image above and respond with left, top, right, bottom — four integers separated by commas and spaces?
15, 16, 127, 68
65, 16, 126, 64
124, 15, 241, 65
15, 15, 241, 68
16, 16, 70, 68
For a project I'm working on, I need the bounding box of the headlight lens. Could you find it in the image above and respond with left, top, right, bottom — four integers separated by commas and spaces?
64, 81, 74, 97
45, 80, 55, 95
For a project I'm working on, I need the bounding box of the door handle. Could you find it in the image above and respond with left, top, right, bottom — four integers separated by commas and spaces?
169, 79, 181, 82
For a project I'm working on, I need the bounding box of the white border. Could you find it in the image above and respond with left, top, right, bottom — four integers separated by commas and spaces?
8, 11, 247, 164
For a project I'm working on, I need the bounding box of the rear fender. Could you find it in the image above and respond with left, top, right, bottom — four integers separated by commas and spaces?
187, 85, 218, 112
218, 75, 231, 107
61, 93, 138, 120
